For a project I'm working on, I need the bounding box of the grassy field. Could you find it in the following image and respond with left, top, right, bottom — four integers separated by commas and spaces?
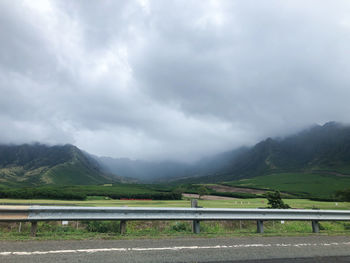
0, 196, 349, 210
227, 173, 350, 199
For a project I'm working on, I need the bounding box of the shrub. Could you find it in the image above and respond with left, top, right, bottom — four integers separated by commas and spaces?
171, 222, 190, 232
265, 191, 290, 209
335, 189, 350, 201
85, 221, 120, 233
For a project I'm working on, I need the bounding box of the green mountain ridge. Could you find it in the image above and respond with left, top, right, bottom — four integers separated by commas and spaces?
0, 144, 115, 186
93, 122, 350, 185
174, 122, 350, 183
2, 121, 350, 189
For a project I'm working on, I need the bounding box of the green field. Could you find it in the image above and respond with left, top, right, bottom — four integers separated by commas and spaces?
227, 173, 350, 199
1, 197, 349, 210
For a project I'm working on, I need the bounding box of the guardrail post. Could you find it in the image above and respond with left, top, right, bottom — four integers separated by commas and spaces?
31, 221, 38, 237
191, 199, 198, 208
191, 199, 200, 234
193, 220, 200, 234
312, 220, 320, 233
257, 220, 264, 233
120, 220, 127, 235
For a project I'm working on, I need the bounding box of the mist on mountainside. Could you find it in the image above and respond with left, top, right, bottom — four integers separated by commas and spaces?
94, 122, 350, 183
2, 121, 350, 186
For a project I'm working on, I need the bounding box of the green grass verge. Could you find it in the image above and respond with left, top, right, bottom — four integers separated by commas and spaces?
2, 220, 350, 241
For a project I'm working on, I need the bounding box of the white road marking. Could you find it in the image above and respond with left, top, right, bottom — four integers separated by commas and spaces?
1, 242, 350, 256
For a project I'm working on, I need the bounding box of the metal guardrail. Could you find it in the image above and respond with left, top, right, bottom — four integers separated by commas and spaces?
1, 205, 350, 236
2, 206, 350, 221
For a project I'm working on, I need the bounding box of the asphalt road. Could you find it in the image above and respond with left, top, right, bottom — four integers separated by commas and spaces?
1, 236, 350, 263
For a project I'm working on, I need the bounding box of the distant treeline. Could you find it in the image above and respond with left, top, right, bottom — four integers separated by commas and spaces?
0, 184, 182, 200
335, 189, 350, 202
209, 191, 259, 199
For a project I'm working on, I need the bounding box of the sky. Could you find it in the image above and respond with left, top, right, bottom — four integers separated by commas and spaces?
1, 0, 350, 162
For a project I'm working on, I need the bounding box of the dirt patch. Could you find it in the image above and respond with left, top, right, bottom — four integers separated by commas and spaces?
182, 193, 238, 200
208, 185, 266, 194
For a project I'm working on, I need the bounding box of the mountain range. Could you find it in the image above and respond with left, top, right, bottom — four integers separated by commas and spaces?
175, 121, 350, 183
95, 121, 350, 183
0, 144, 114, 186
1, 121, 350, 186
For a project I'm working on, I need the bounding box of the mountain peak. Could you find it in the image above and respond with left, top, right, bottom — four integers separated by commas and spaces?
322, 121, 342, 128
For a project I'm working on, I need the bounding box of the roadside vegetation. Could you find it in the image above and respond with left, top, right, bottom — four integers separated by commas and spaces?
2, 219, 350, 241
2, 180, 350, 240
1, 194, 350, 240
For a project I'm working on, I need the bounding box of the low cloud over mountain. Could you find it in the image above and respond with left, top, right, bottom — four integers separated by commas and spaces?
1, 1, 350, 161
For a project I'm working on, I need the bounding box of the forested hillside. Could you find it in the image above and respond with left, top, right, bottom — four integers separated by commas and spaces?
0, 144, 114, 186
173, 122, 350, 183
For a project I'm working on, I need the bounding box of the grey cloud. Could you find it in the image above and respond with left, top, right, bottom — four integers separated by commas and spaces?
1, 0, 350, 161
131, 0, 350, 136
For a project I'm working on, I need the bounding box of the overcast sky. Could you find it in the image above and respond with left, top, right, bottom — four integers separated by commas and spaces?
1, 0, 350, 162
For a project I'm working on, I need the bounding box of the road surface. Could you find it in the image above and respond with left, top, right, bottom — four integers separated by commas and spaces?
1, 236, 350, 262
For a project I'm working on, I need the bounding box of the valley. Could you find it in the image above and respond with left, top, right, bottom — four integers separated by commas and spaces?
2, 122, 350, 202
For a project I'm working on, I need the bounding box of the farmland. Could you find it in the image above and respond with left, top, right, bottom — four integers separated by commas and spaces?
0, 184, 180, 200
226, 172, 350, 199
0, 196, 349, 210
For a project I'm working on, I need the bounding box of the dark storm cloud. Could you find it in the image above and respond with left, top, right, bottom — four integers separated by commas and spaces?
1, 0, 350, 161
